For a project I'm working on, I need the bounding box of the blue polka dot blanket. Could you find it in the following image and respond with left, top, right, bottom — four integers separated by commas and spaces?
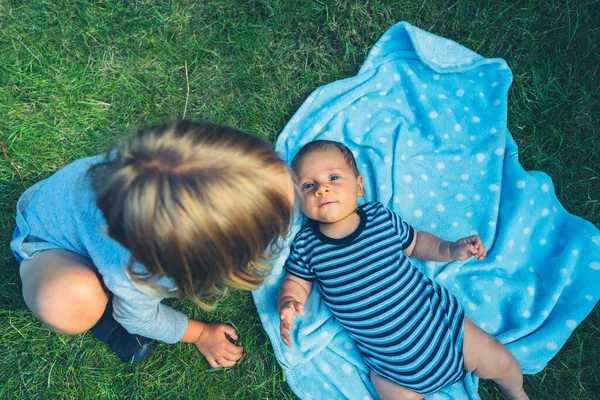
252, 21, 600, 400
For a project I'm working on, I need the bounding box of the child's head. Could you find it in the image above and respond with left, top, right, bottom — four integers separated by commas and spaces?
89, 120, 294, 309
291, 140, 363, 224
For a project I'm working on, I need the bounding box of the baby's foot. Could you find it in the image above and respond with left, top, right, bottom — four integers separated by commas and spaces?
504, 388, 530, 400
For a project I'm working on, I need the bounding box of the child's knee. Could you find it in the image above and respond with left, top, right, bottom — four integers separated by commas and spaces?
30, 268, 107, 334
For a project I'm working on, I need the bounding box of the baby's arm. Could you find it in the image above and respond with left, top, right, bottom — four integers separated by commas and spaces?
405, 231, 487, 262
277, 274, 313, 347
180, 319, 243, 368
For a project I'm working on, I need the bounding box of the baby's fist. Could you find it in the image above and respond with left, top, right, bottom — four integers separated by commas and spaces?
451, 235, 487, 261
278, 298, 305, 347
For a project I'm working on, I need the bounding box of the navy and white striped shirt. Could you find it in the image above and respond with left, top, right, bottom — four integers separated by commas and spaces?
285, 202, 465, 394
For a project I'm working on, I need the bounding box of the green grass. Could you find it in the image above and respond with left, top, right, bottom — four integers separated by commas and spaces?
0, 0, 598, 399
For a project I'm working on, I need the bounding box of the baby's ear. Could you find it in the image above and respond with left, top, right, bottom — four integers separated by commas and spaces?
357, 175, 364, 196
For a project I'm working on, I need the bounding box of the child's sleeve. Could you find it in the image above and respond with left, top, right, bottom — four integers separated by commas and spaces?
284, 240, 315, 281
385, 206, 415, 250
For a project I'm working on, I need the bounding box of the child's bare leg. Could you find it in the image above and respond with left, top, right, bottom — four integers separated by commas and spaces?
370, 371, 424, 400
20, 249, 108, 335
463, 317, 529, 400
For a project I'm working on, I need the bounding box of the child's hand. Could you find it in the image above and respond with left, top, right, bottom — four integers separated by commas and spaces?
194, 322, 243, 368
451, 235, 487, 261
278, 298, 305, 347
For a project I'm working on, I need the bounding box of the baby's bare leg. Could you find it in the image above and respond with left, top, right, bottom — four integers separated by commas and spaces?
463, 317, 529, 400
370, 372, 424, 400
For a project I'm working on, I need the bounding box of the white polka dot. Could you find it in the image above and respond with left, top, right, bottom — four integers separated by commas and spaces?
430, 223, 437, 229
489, 184, 500, 191
379, 137, 387, 143
474, 194, 480, 200
380, 185, 386, 191
404, 175, 413, 183
342, 363, 353, 374
523, 228, 531, 235
560, 268, 568, 275
490, 128, 497, 134
461, 174, 470, 181
520, 346, 529, 353
419, 94, 426, 100
442, 182, 449, 188
472, 116, 481, 123
323, 382, 330, 389
508, 240, 514, 248
456, 194, 465, 201
466, 212, 473, 218
476, 153, 485, 162
384, 117, 392, 123
566, 320, 577, 329
540, 239, 547, 245
438, 94, 447, 99
516, 181, 526, 189
321, 362, 331, 373
572, 249, 579, 256
495, 148, 505, 156
541, 208, 549, 216
384, 156, 392, 163
496, 255, 503, 261
394, 74, 400, 81
414, 210, 423, 217
429, 111, 438, 119
365, 127, 370, 132
484, 294, 491, 302
542, 183, 550, 192
546, 342, 557, 351
468, 303, 477, 311
407, 140, 414, 147
523, 310, 531, 318
393, 196, 400, 204
436, 162, 445, 170
454, 124, 462, 132
433, 74, 440, 80
494, 278, 504, 287
438, 272, 448, 280
437, 204, 445, 212
452, 221, 459, 227
344, 342, 353, 350
313, 124, 322, 132
408, 193, 415, 199
585, 295, 593, 301
527, 286, 535, 296
590, 262, 600, 270
454, 155, 461, 162
542, 310, 549, 317
429, 191, 435, 197
396, 98, 402, 103
456, 89, 465, 97
592, 236, 600, 245
492, 81, 499, 87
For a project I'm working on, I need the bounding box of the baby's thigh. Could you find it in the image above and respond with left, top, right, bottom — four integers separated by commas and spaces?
370, 371, 424, 400
462, 316, 508, 374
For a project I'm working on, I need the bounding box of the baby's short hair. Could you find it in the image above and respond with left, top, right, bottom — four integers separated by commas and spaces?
291, 140, 360, 177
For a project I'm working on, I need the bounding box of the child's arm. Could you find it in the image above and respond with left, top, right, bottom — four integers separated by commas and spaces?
179, 319, 243, 368
277, 273, 313, 347
405, 231, 487, 262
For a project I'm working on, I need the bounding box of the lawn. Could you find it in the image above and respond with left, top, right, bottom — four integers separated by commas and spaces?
0, 1, 598, 399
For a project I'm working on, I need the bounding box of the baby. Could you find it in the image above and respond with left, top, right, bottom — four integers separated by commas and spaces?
278, 140, 529, 400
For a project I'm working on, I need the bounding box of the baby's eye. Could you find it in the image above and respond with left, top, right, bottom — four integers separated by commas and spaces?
330, 175, 340, 181
303, 182, 315, 189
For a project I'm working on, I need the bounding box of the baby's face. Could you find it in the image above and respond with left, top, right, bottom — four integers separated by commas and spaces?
295, 149, 363, 224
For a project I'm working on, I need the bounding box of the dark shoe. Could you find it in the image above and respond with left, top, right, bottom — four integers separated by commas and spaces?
90, 296, 155, 364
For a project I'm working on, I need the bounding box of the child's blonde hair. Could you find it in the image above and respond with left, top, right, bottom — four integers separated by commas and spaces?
89, 120, 292, 310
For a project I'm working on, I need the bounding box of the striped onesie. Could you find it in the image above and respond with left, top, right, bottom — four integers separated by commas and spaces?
285, 202, 465, 394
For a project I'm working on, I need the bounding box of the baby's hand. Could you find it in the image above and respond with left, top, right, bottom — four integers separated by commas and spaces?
278, 297, 305, 347
451, 235, 487, 261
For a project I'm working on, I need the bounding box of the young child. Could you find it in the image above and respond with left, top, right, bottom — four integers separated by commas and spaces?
11, 120, 295, 366
278, 140, 529, 400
